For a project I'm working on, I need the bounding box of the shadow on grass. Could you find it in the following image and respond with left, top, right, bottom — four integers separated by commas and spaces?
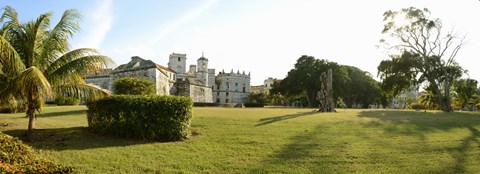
357, 110, 480, 173
251, 110, 480, 173
249, 123, 347, 173
37, 109, 86, 117
2, 127, 151, 151
255, 112, 318, 127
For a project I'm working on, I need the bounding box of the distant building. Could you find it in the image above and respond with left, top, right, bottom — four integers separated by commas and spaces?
168, 53, 212, 103
85, 56, 176, 96
212, 69, 251, 104
390, 86, 419, 109
86, 53, 251, 104
251, 77, 280, 95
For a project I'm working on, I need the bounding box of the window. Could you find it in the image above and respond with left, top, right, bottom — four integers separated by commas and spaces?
235, 83, 238, 92
226, 92, 229, 96
226, 82, 230, 91
243, 86, 246, 92
178, 57, 181, 61
226, 99, 229, 103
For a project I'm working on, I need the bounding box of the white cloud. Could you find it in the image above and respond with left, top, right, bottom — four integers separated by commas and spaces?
73, 0, 113, 49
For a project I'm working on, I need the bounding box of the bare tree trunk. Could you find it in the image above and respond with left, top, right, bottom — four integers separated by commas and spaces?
318, 69, 335, 112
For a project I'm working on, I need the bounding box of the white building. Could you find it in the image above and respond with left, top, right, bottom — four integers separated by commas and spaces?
251, 77, 278, 95
86, 53, 251, 104
212, 70, 251, 104
85, 56, 176, 96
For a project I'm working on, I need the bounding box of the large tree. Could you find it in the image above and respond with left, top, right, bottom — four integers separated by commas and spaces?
378, 7, 465, 112
0, 6, 114, 140
274, 55, 383, 108
275, 55, 348, 107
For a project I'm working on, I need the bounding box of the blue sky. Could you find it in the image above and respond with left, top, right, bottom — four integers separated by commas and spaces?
1, 0, 479, 85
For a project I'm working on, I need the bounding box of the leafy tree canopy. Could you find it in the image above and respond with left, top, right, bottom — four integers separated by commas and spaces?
378, 7, 466, 112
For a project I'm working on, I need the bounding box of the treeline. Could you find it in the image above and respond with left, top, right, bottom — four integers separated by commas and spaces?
269, 55, 386, 108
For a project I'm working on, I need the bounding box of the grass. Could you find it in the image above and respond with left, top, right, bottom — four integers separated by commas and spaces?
1, 106, 480, 173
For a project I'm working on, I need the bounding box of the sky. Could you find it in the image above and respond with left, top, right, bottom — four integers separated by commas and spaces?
1, 0, 479, 85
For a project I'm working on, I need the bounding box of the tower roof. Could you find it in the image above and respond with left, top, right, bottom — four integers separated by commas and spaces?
197, 52, 208, 61
198, 56, 208, 61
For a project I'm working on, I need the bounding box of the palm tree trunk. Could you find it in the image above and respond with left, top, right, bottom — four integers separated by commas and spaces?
26, 105, 36, 141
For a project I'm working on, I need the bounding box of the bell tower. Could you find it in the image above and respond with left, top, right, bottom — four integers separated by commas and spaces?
197, 52, 209, 85
168, 53, 187, 74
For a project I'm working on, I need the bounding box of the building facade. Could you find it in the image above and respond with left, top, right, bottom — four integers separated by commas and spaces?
85, 56, 176, 96
86, 53, 250, 104
251, 77, 278, 95
212, 70, 251, 104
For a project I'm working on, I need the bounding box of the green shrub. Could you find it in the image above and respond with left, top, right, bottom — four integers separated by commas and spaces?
55, 96, 81, 106
244, 103, 265, 108
0, 132, 73, 173
0, 99, 26, 113
113, 77, 156, 95
86, 95, 193, 141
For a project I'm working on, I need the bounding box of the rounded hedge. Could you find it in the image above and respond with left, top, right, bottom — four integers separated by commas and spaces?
87, 95, 193, 141
113, 77, 156, 95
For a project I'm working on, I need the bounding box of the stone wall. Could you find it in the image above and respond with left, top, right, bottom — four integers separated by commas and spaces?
175, 79, 213, 102
213, 71, 250, 104
85, 69, 113, 90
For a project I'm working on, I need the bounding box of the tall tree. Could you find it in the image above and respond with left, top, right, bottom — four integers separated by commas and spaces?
453, 78, 478, 109
276, 55, 348, 107
274, 56, 382, 108
0, 6, 114, 140
378, 7, 465, 111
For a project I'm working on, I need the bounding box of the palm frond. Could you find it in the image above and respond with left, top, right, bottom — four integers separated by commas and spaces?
0, 35, 25, 74
0, 6, 20, 37
46, 48, 101, 74
38, 9, 81, 69
53, 83, 111, 101
47, 54, 114, 85
16, 66, 52, 98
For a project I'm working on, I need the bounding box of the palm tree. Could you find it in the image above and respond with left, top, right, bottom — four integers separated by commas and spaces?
0, 6, 114, 140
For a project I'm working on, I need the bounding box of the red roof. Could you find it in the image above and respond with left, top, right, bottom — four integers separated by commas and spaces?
156, 64, 176, 73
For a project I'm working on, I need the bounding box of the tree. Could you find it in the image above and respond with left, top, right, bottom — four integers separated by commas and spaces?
274, 55, 383, 108
342, 66, 384, 108
113, 77, 156, 95
378, 7, 465, 112
453, 78, 478, 109
0, 6, 114, 140
276, 55, 349, 107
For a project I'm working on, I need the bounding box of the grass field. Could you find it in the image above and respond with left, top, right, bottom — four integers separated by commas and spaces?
1, 106, 480, 173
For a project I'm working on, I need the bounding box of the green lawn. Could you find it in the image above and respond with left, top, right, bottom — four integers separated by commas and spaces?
1, 106, 480, 173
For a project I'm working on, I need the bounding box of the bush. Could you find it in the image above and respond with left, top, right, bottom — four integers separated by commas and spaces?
0, 99, 26, 113
244, 103, 265, 108
55, 96, 81, 106
0, 132, 73, 173
87, 95, 193, 141
113, 77, 156, 95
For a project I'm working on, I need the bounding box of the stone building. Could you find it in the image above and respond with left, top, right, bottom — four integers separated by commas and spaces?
85, 53, 250, 104
85, 56, 176, 95
168, 53, 212, 103
251, 77, 278, 95
212, 69, 251, 104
